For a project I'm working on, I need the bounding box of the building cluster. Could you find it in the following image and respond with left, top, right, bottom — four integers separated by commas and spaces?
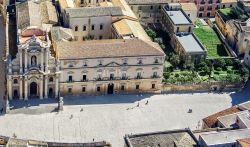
124, 101, 250, 147
7, 0, 167, 100
215, 6, 250, 67
4, 0, 250, 100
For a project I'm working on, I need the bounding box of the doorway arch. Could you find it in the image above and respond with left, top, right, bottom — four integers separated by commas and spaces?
107, 83, 114, 94
30, 82, 37, 96
13, 89, 18, 98
49, 88, 53, 97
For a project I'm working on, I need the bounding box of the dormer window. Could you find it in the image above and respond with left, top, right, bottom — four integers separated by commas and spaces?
83, 60, 88, 66
138, 59, 143, 65
98, 60, 103, 66
122, 58, 128, 65
154, 58, 159, 63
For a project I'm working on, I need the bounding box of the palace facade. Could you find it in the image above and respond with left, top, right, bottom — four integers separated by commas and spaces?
7, 0, 165, 100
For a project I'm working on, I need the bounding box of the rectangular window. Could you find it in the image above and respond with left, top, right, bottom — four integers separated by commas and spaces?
82, 75, 87, 81
177, 27, 179, 32
92, 25, 95, 30
68, 76, 73, 82
121, 85, 125, 91
83, 25, 86, 31
136, 85, 140, 90
82, 87, 86, 92
152, 84, 155, 89
99, 36, 103, 40
110, 73, 114, 80
97, 86, 101, 92
150, 6, 153, 9
100, 24, 103, 30
68, 88, 72, 93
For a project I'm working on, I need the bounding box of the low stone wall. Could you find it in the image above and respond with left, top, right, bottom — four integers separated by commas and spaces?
162, 81, 245, 93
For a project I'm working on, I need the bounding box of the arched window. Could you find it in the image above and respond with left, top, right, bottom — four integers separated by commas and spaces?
49, 77, 53, 82
13, 79, 18, 84
31, 55, 37, 66
75, 26, 78, 31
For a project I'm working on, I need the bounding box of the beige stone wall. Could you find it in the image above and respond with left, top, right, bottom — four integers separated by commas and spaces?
60, 56, 164, 81
69, 16, 112, 40
162, 81, 244, 92
60, 79, 162, 95
59, 55, 164, 95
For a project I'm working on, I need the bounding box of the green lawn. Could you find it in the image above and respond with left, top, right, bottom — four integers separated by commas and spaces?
193, 20, 229, 58
163, 70, 201, 84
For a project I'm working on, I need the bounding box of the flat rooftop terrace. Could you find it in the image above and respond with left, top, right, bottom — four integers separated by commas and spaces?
164, 8, 192, 25
200, 129, 250, 146
176, 33, 205, 53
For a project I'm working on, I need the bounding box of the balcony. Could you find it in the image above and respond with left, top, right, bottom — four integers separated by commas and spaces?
68, 80, 73, 83
121, 76, 129, 80
151, 75, 161, 79
81, 79, 88, 82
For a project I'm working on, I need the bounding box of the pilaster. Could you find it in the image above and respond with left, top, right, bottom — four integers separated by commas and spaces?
19, 77, 23, 100
24, 76, 28, 100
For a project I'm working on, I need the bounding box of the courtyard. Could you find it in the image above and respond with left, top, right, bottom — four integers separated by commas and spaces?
0, 86, 250, 146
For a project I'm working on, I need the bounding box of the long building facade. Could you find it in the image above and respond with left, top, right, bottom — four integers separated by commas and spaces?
6, 0, 165, 100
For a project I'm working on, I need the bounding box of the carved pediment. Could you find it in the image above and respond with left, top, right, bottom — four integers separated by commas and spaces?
104, 62, 121, 67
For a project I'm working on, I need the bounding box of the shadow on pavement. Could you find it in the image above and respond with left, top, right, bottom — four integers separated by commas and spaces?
9, 98, 57, 109
63, 94, 154, 106
230, 80, 250, 106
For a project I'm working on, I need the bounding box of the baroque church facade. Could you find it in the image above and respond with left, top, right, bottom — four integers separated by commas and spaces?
7, 33, 60, 100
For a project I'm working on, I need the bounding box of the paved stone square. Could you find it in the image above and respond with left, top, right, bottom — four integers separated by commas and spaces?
1, 89, 250, 146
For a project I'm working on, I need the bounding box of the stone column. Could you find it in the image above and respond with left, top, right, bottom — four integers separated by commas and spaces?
19, 77, 23, 100
45, 48, 49, 72
55, 75, 59, 98
24, 77, 28, 100
41, 49, 44, 71
19, 49, 23, 74
44, 75, 48, 98
8, 77, 12, 100
24, 50, 28, 72
39, 77, 43, 99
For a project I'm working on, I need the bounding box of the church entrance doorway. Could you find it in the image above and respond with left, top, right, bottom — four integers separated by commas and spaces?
107, 83, 114, 94
30, 82, 37, 96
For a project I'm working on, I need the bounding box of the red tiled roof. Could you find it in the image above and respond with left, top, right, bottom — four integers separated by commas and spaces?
203, 106, 241, 127
237, 138, 250, 147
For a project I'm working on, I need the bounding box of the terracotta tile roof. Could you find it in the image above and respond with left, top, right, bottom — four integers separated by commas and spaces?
203, 106, 241, 127
237, 138, 250, 147
65, 6, 124, 17
16, 0, 58, 30
55, 39, 165, 59
113, 19, 133, 35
